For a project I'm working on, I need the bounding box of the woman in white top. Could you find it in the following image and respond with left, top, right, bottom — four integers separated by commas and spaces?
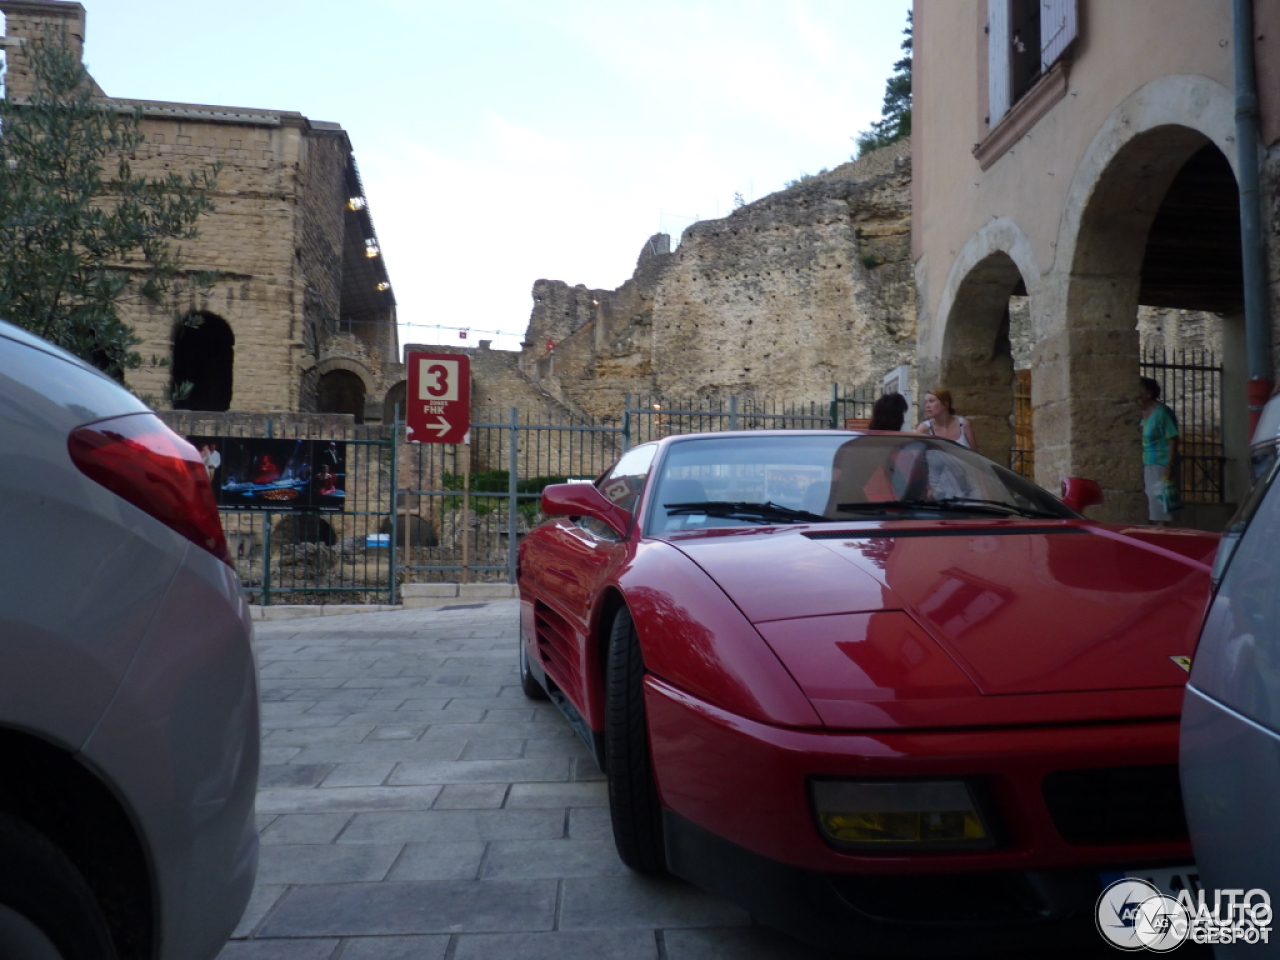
915, 388, 977, 450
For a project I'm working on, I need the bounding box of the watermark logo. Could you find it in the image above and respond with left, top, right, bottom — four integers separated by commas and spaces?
1096, 879, 1273, 950
1097, 878, 1189, 952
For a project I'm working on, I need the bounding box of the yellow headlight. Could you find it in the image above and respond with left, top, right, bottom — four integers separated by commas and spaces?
811, 779, 992, 851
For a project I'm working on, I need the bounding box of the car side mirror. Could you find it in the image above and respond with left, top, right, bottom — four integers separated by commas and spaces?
1060, 477, 1104, 513
540, 482, 633, 538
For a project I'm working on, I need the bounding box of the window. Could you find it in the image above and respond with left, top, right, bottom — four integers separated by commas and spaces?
988, 0, 1077, 127
598, 444, 658, 515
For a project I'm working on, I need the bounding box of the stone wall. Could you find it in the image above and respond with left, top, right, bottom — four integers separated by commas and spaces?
513, 145, 916, 415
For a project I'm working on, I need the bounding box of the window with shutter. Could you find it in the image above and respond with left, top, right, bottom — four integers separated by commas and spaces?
988, 0, 1011, 125
1040, 0, 1078, 70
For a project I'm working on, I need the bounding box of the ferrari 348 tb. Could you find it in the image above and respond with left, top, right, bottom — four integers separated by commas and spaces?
517, 431, 1216, 951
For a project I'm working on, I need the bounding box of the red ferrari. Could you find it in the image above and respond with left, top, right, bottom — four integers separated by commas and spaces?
516, 431, 1217, 951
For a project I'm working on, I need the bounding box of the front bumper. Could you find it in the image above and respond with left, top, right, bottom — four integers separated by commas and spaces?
646, 674, 1190, 945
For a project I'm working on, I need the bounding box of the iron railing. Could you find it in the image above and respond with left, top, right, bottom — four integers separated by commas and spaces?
1140, 347, 1225, 504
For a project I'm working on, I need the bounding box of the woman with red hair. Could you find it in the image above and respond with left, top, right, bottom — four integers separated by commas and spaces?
915, 388, 977, 450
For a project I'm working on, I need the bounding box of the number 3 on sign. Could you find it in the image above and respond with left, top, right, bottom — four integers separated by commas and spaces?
418, 358, 459, 401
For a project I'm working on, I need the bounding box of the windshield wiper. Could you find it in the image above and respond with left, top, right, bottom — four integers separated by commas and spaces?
933, 497, 1062, 518
663, 500, 828, 524
834, 497, 1058, 518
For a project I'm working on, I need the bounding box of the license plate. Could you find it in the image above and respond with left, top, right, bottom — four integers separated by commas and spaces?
1100, 865, 1201, 898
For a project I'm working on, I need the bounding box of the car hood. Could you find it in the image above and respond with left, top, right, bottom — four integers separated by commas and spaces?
666, 520, 1214, 698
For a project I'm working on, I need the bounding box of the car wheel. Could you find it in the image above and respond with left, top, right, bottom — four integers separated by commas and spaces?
604, 606, 667, 875
519, 637, 549, 700
0, 814, 116, 959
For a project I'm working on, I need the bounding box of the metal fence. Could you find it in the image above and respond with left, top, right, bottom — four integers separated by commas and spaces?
397, 409, 625, 585
623, 385, 880, 444
1140, 347, 1225, 504
163, 414, 400, 605
1011, 369, 1034, 480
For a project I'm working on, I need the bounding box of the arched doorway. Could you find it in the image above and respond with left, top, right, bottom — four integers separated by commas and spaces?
318, 369, 367, 423
939, 252, 1031, 470
171, 312, 234, 411
382, 380, 407, 425
1062, 126, 1244, 523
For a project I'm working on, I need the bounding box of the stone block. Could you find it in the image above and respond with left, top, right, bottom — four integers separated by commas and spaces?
459, 583, 518, 599
402, 583, 460, 599
255, 605, 325, 621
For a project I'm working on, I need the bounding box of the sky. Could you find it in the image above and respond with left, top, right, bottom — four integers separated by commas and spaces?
78, 0, 911, 356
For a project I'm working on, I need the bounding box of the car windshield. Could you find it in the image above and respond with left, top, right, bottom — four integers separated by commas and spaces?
645, 434, 1076, 534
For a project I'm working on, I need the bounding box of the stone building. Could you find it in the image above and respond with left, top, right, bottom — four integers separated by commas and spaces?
0, 0, 401, 420
912, 0, 1280, 524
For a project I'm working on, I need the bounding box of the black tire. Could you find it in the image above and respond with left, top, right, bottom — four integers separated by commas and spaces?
604, 606, 667, 874
0, 814, 116, 960
519, 638, 549, 700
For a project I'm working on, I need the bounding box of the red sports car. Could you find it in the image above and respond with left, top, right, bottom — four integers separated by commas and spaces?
516, 431, 1217, 951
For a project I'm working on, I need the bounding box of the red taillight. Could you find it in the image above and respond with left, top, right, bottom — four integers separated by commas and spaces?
68, 414, 232, 566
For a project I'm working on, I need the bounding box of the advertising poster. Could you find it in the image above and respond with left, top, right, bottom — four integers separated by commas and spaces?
188, 436, 347, 512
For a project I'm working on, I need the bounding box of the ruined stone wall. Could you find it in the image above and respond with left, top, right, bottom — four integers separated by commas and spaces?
522, 236, 671, 418
648, 155, 914, 402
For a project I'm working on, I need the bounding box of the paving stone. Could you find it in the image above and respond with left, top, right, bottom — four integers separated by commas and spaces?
319, 763, 394, 787
452, 930, 659, 960
387, 757, 569, 785
431, 783, 509, 809
661, 926, 851, 960
259, 880, 557, 936
231, 883, 288, 938
263, 726, 377, 746
567, 807, 613, 840
481, 838, 631, 880
559, 875, 751, 930
335, 934, 449, 960
260, 747, 302, 765
256, 786, 444, 815
383, 841, 487, 881
459, 738, 525, 760
258, 764, 335, 789
256, 843, 403, 885
338, 809, 565, 844
505, 781, 608, 808
290, 740, 466, 765
522, 737, 596, 760
216, 939, 339, 959
258, 814, 352, 845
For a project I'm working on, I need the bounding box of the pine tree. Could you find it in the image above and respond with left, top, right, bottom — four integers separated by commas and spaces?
0, 30, 218, 380
855, 11, 912, 158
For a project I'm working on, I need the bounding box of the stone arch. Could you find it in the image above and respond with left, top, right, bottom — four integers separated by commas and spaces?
1049, 75, 1241, 520
273, 515, 337, 546
382, 379, 408, 425
317, 361, 369, 424
931, 218, 1040, 469
171, 312, 234, 411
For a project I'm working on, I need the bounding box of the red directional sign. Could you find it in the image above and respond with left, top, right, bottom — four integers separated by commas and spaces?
406, 352, 471, 444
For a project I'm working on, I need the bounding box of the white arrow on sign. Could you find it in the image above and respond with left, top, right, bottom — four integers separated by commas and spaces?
428, 416, 451, 437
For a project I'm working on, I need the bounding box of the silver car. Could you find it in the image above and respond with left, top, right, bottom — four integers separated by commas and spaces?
0, 320, 259, 959
1180, 394, 1280, 952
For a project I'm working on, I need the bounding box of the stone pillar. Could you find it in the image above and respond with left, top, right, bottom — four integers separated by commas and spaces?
1060, 274, 1145, 523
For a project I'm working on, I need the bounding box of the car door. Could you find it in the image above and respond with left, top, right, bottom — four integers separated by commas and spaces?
530, 444, 657, 705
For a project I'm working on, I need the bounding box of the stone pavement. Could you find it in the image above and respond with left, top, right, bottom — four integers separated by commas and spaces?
221, 599, 842, 960
218, 600, 1175, 960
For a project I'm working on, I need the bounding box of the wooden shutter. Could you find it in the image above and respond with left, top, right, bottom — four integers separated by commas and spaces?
1040, 0, 1078, 70
988, 0, 1011, 126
